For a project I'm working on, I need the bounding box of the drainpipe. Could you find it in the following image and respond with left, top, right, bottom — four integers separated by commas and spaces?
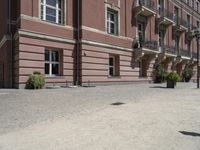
8, 0, 13, 87
76, 0, 80, 85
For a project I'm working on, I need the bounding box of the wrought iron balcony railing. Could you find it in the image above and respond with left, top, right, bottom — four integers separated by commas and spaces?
192, 52, 197, 59
162, 45, 177, 55
139, 38, 158, 51
138, 0, 156, 12
180, 49, 190, 57
188, 24, 197, 31
159, 8, 174, 21
173, 16, 188, 28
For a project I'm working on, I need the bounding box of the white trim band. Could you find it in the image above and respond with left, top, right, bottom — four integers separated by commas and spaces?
81, 39, 133, 51
17, 29, 76, 44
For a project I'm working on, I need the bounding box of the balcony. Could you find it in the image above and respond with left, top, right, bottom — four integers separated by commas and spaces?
186, 24, 196, 39
179, 48, 191, 59
192, 52, 197, 60
157, 8, 174, 26
134, 38, 159, 61
134, 0, 156, 17
162, 45, 177, 56
173, 17, 188, 33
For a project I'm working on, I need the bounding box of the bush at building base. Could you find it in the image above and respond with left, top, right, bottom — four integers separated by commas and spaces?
25, 71, 45, 89
152, 64, 167, 83
182, 66, 194, 82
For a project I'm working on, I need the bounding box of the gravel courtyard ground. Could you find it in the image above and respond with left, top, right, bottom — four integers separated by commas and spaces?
0, 83, 200, 150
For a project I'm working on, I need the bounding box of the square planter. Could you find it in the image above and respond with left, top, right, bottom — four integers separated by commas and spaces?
167, 80, 176, 88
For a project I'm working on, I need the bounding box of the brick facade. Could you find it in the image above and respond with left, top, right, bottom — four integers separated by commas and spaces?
0, 0, 200, 88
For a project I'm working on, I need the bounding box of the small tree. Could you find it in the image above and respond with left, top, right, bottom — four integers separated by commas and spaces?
152, 64, 167, 83
25, 71, 45, 89
182, 65, 194, 82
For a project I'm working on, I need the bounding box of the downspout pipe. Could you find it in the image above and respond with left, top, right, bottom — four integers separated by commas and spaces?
8, 0, 13, 87
76, 0, 80, 86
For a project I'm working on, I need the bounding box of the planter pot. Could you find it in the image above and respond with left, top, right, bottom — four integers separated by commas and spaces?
167, 80, 175, 88
184, 77, 190, 82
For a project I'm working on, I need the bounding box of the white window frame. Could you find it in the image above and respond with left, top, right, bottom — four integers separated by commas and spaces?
41, 0, 64, 24
109, 56, 115, 77
45, 49, 60, 76
107, 9, 118, 35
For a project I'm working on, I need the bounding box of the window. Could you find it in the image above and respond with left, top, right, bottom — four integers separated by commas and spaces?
158, 0, 164, 16
138, 22, 145, 47
41, 0, 64, 24
197, 2, 199, 12
107, 9, 118, 35
45, 49, 60, 76
159, 30, 164, 47
197, 21, 200, 28
174, 7, 179, 24
192, 0, 194, 8
108, 55, 120, 77
187, 15, 190, 29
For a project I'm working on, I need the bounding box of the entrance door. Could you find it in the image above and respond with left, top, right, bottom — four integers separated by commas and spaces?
139, 59, 147, 77
0, 62, 3, 88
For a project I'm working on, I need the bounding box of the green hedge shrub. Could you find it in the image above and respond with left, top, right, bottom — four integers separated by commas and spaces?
152, 64, 167, 83
166, 72, 180, 82
182, 66, 194, 82
25, 72, 45, 89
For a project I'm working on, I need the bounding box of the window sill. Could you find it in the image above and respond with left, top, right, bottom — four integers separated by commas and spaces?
41, 19, 65, 27
45, 75, 64, 79
108, 76, 121, 79
107, 32, 119, 37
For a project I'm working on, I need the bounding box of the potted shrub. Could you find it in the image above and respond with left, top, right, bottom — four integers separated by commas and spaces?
166, 72, 180, 88
25, 71, 45, 89
182, 66, 194, 82
152, 64, 167, 83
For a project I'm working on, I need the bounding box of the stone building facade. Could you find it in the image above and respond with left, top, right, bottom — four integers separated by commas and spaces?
0, 0, 199, 88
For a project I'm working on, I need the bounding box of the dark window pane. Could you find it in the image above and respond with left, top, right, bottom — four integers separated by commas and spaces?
58, 0, 62, 8
46, 0, 56, 7
45, 50, 49, 61
59, 11, 62, 23
46, 7, 56, 22
109, 57, 114, 66
52, 64, 59, 75
109, 68, 114, 76
51, 51, 59, 62
46, 15, 56, 22
45, 63, 49, 74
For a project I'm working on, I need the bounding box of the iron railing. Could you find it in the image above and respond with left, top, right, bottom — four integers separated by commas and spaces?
173, 16, 188, 28
138, 0, 156, 12
162, 45, 177, 55
180, 48, 190, 57
159, 8, 174, 21
192, 52, 197, 59
139, 38, 158, 51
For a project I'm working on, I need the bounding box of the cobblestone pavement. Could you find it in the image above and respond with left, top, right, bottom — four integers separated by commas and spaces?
0, 83, 200, 150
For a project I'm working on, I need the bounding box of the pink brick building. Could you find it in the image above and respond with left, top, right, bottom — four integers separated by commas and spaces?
0, 0, 200, 88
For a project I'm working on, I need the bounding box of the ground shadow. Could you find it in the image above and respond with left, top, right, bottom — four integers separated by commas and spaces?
149, 86, 167, 89
179, 131, 200, 137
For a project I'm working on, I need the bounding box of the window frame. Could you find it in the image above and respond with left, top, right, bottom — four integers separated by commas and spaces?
41, 0, 64, 24
109, 56, 115, 77
45, 49, 60, 77
107, 8, 119, 35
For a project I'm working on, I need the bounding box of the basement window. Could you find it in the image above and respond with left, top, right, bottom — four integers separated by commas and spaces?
45, 49, 60, 76
108, 55, 120, 77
